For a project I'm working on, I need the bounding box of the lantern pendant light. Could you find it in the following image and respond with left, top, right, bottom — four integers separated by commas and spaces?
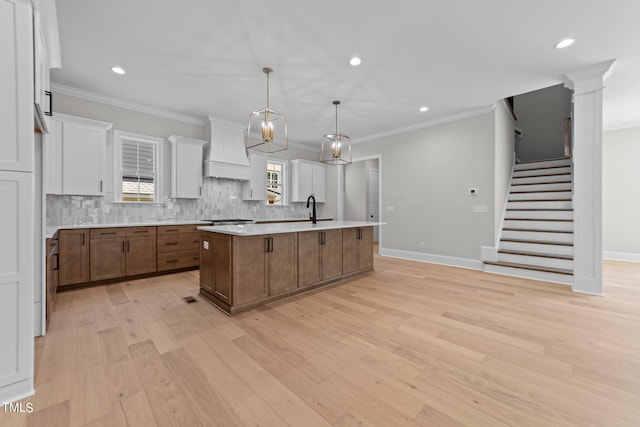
246, 67, 288, 153
320, 100, 351, 165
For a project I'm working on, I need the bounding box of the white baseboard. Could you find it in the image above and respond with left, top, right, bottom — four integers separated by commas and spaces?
480, 246, 498, 262
380, 248, 483, 271
0, 379, 34, 404
603, 251, 640, 263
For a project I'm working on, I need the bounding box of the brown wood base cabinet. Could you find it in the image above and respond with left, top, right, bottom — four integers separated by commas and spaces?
89, 227, 157, 281
58, 229, 89, 287
199, 226, 374, 315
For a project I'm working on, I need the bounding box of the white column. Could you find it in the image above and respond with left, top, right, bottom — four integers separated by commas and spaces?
563, 60, 615, 295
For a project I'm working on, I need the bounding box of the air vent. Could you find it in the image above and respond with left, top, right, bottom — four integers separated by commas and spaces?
183, 296, 197, 304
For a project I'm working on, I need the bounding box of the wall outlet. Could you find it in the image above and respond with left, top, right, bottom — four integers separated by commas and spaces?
473, 205, 488, 213
386, 205, 395, 213
102, 205, 110, 214
203, 241, 209, 250
419, 241, 425, 249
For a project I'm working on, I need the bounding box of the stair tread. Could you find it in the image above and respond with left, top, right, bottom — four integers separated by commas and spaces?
513, 172, 572, 178
510, 189, 571, 194
504, 218, 574, 222
511, 181, 572, 186
484, 261, 573, 275
499, 249, 573, 260
501, 238, 573, 246
503, 228, 573, 233
508, 199, 572, 202
514, 165, 571, 172
515, 157, 571, 164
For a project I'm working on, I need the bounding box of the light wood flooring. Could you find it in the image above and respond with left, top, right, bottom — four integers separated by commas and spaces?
2, 256, 640, 426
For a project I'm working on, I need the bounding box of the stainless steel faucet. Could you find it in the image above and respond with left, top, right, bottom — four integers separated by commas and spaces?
306, 195, 317, 224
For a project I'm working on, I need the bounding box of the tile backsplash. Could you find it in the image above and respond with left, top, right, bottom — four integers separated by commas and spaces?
46, 178, 312, 226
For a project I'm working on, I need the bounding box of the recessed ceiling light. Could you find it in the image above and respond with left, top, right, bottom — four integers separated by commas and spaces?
111, 66, 126, 75
554, 38, 575, 49
349, 57, 362, 66
419, 106, 429, 112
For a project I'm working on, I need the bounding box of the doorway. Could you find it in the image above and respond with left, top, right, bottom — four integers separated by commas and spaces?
343, 157, 381, 244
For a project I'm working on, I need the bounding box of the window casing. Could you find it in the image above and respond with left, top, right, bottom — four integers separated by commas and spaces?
113, 130, 164, 203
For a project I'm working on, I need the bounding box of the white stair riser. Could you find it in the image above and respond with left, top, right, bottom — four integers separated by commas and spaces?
502, 229, 574, 243
505, 210, 573, 220
513, 166, 572, 178
503, 220, 574, 232
484, 264, 573, 285
507, 200, 572, 210
498, 253, 573, 270
500, 241, 573, 256
511, 182, 572, 192
514, 159, 572, 171
509, 191, 572, 201
512, 174, 571, 185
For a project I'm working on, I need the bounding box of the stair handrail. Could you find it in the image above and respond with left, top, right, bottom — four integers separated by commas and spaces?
564, 117, 572, 158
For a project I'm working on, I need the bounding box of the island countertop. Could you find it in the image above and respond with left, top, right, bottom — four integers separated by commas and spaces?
197, 220, 384, 236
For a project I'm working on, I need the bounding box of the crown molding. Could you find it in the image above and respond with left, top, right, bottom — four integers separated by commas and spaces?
50, 82, 206, 126
604, 120, 640, 132
351, 105, 495, 145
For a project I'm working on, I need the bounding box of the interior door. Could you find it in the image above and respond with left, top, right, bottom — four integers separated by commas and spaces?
367, 168, 380, 242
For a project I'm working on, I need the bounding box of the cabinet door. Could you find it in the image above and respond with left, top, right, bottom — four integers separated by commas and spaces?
312, 164, 326, 203
297, 231, 321, 287
59, 229, 89, 286
0, 0, 33, 172
242, 154, 267, 201
62, 121, 105, 196
125, 235, 157, 276
342, 228, 359, 275
358, 227, 374, 271
0, 170, 33, 389
44, 118, 63, 194
268, 233, 298, 295
322, 229, 342, 280
199, 233, 214, 294
232, 236, 267, 305
212, 233, 232, 303
292, 161, 313, 202
172, 139, 204, 198
90, 238, 125, 281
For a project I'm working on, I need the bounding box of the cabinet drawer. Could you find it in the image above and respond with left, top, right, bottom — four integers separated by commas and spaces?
125, 226, 156, 237
157, 233, 200, 253
90, 228, 127, 239
157, 224, 201, 235
157, 250, 200, 271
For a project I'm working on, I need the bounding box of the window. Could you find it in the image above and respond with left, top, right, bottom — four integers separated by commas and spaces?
114, 130, 164, 202
267, 160, 285, 205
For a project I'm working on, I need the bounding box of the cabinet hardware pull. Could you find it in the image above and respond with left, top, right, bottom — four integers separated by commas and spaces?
265, 237, 270, 253
44, 91, 52, 116
270, 237, 274, 252
193, 240, 199, 243
82, 233, 85, 245
122, 241, 125, 252
127, 241, 130, 252
53, 254, 59, 270
101, 232, 116, 235
166, 242, 179, 245
199, 186, 202, 196
166, 229, 178, 232
166, 259, 178, 263
100, 180, 103, 192
134, 230, 148, 233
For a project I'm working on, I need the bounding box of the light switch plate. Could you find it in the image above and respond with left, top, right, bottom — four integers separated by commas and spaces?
386, 205, 395, 212
473, 205, 488, 213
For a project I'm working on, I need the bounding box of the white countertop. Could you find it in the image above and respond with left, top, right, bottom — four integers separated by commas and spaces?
45, 220, 211, 239
197, 220, 384, 236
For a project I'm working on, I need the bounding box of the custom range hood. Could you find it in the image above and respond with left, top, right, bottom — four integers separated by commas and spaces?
204, 116, 251, 180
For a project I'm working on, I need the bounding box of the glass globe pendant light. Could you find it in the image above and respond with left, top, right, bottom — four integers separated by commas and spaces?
246, 67, 288, 153
320, 100, 351, 165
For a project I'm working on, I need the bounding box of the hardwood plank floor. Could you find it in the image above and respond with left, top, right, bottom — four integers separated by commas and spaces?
2, 257, 640, 426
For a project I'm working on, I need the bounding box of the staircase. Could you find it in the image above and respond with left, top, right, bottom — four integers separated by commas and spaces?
484, 158, 574, 285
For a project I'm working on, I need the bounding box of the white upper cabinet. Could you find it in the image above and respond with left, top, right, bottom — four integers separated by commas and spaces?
0, 0, 34, 173
44, 113, 112, 196
242, 153, 267, 201
290, 159, 326, 203
168, 135, 206, 199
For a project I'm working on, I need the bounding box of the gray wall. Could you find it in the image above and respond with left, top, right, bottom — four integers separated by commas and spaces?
344, 161, 366, 221
514, 84, 572, 162
603, 126, 640, 258
50, 92, 325, 223
494, 101, 516, 241
351, 112, 496, 261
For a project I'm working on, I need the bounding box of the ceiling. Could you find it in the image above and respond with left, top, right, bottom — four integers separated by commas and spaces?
51, 0, 640, 148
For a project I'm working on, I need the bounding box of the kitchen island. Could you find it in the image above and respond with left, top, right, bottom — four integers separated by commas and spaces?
197, 221, 382, 315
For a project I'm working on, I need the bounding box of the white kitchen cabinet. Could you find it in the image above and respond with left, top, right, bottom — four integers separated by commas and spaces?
44, 113, 112, 196
0, 0, 35, 403
242, 153, 267, 201
291, 159, 326, 203
0, 0, 34, 173
168, 135, 206, 198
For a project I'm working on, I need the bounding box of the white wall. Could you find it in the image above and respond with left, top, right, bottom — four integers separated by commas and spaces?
603, 126, 640, 261
514, 84, 572, 161
344, 161, 366, 221
494, 101, 515, 242
352, 112, 496, 263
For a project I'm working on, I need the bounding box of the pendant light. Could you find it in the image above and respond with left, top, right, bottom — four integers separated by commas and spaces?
320, 100, 351, 165
246, 67, 288, 153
